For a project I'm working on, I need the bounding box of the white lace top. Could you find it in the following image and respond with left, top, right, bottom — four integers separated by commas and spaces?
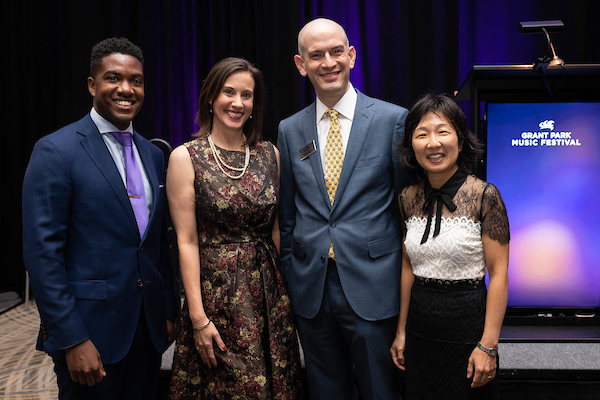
400, 174, 510, 281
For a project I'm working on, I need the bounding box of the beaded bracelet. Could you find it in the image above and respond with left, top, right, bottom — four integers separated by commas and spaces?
193, 320, 211, 331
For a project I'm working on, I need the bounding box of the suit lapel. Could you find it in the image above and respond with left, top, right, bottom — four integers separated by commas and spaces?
78, 117, 140, 236
301, 105, 331, 207
332, 91, 374, 210
134, 133, 159, 240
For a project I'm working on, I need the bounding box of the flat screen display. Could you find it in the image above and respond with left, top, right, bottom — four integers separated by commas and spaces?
486, 102, 600, 309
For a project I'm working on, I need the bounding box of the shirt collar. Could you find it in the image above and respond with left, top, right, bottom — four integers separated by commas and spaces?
420, 169, 468, 244
316, 83, 357, 123
90, 107, 134, 135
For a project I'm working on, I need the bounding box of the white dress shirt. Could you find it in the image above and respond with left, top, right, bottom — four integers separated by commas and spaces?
90, 108, 153, 217
315, 84, 358, 173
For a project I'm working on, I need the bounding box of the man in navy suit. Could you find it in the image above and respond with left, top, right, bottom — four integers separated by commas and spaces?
278, 19, 410, 399
22, 38, 179, 399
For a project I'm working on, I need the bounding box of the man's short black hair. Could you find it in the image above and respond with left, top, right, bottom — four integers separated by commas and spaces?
90, 37, 144, 77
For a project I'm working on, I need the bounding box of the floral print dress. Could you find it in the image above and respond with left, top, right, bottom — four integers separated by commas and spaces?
168, 138, 303, 399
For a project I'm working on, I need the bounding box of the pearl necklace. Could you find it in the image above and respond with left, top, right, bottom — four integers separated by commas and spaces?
207, 132, 250, 180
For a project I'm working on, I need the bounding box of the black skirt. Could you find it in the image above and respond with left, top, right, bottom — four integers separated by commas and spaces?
404, 276, 499, 400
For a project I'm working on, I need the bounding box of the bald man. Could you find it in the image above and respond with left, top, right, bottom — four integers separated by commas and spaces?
277, 18, 410, 399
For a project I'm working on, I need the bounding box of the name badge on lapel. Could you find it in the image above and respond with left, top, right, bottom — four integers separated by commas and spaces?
299, 140, 316, 161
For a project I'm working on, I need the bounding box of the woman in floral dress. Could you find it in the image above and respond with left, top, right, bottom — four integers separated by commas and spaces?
390, 94, 510, 399
167, 58, 303, 399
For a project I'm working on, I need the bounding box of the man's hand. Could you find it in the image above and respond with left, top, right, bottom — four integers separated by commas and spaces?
65, 339, 106, 386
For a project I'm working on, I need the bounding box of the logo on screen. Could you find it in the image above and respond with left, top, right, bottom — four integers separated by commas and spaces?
514, 117, 579, 147
539, 120, 555, 130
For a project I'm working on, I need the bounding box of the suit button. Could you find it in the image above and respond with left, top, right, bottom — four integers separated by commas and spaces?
137, 279, 144, 288
330, 220, 337, 228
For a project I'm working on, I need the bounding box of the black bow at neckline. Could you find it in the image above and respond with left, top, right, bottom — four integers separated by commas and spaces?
420, 169, 468, 244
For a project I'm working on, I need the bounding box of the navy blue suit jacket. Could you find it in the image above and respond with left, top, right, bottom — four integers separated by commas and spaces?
22, 114, 179, 364
277, 90, 410, 321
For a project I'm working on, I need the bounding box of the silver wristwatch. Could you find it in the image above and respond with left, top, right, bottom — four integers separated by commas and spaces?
477, 342, 498, 357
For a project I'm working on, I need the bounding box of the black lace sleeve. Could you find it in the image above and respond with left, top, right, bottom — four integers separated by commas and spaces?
481, 183, 510, 245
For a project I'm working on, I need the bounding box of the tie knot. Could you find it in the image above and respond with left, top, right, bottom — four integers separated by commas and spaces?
108, 131, 133, 147
325, 109, 339, 120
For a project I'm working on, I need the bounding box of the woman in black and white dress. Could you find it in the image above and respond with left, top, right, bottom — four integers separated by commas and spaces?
390, 93, 510, 399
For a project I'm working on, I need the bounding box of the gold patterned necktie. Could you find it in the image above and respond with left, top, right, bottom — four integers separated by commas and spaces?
324, 109, 344, 259
324, 109, 343, 204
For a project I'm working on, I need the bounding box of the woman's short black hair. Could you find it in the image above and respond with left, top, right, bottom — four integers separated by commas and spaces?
400, 93, 482, 180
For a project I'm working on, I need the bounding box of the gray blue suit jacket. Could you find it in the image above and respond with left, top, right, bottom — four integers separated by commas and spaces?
22, 114, 179, 364
277, 90, 410, 321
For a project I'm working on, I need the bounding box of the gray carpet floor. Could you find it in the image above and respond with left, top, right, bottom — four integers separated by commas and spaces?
0, 301, 57, 399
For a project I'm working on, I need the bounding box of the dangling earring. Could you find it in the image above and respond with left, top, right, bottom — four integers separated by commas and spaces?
209, 102, 213, 113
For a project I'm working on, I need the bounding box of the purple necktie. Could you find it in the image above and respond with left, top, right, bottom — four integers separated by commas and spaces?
108, 132, 148, 236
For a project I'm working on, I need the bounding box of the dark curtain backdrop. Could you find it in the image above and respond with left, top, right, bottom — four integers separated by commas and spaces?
4, 0, 599, 294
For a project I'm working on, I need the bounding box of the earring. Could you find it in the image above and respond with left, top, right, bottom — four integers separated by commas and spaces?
249, 115, 253, 119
